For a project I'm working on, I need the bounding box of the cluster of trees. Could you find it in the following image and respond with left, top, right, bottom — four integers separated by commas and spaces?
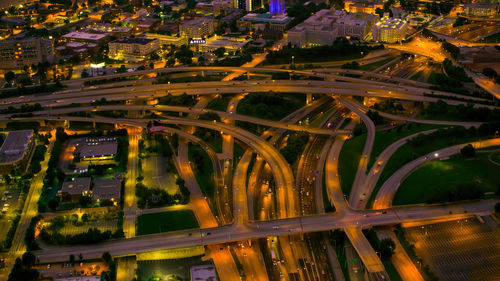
40, 227, 124, 245
158, 93, 196, 107
212, 53, 253, 67
1, 82, 64, 100
442, 42, 460, 60
366, 110, 384, 125
400, 0, 452, 15
266, 38, 379, 65
372, 99, 404, 114
25, 215, 42, 251
443, 59, 471, 82
460, 144, 476, 158
453, 16, 470, 27
1, 215, 20, 251
280, 133, 310, 164
7, 252, 40, 281
174, 45, 194, 65
38, 128, 67, 212
0, 103, 41, 115
115, 137, 129, 172
363, 229, 396, 260
482, 67, 500, 84
426, 182, 483, 204
135, 182, 189, 209
420, 100, 500, 122
27, 145, 47, 176
238, 92, 304, 121
375, 0, 395, 17
341, 61, 360, 70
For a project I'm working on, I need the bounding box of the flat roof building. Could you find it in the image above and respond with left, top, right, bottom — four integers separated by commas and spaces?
238, 12, 291, 32
190, 264, 217, 281
200, 35, 250, 52
0, 35, 55, 69
92, 179, 121, 203
61, 31, 109, 44
75, 137, 118, 161
180, 17, 215, 39
59, 177, 91, 201
287, 9, 344, 47
0, 130, 35, 174
108, 37, 160, 61
372, 15, 409, 43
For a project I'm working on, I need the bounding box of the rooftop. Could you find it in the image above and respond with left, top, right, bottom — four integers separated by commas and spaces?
92, 179, 121, 201
375, 16, 407, 29
241, 13, 291, 24
60, 177, 91, 196
76, 137, 118, 159
62, 31, 108, 41
111, 37, 157, 45
0, 130, 33, 164
190, 264, 217, 281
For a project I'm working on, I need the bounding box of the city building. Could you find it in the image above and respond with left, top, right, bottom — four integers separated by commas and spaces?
92, 179, 121, 204
83, 23, 134, 37
287, 9, 344, 47
344, 0, 384, 14
144, 33, 188, 47
200, 35, 251, 52
59, 177, 91, 201
335, 13, 379, 41
269, 0, 286, 15
234, 0, 263, 11
238, 13, 291, 32
108, 37, 160, 61
75, 137, 118, 162
190, 264, 217, 281
55, 276, 101, 281
463, 3, 499, 17
195, 0, 233, 15
179, 17, 215, 39
61, 31, 109, 44
372, 15, 409, 43
0, 35, 55, 69
54, 42, 99, 59
0, 130, 35, 175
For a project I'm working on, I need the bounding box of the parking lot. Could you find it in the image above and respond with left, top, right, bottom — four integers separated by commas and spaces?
0, 184, 23, 240
58, 219, 119, 236
405, 216, 500, 281
35, 261, 108, 279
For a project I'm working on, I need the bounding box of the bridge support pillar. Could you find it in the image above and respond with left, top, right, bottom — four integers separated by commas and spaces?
306, 93, 313, 105
93, 122, 96, 129
200, 70, 205, 77
246, 72, 250, 79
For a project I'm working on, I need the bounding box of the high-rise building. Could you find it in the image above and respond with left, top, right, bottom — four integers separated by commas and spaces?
0, 35, 54, 69
372, 15, 409, 43
234, 0, 263, 11
270, 0, 285, 14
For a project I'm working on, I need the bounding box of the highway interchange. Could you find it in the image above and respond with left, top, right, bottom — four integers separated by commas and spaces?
1, 43, 499, 281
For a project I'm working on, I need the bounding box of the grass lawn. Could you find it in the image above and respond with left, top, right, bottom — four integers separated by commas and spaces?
136, 210, 199, 235
383, 260, 403, 281
367, 134, 483, 207
310, 107, 337, 128
367, 124, 444, 171
393, 153, 500, 205
483, 32, 500, 43
338, 131, 367, 196
410, 71, 423, 81
206, 96, 232, 111
427, 71, 439, 84
359, 57, 396, 71
188, 144, 215, 200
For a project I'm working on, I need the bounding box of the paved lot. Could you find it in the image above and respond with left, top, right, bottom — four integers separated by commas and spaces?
59, 219, 118, 236
142, 155, 178, 195
405, 216, 500, 281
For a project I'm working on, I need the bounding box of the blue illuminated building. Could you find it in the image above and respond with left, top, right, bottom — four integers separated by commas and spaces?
269, 0, 285, 15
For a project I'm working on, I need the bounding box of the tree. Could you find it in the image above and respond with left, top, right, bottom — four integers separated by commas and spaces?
379, 238, 396, 259
115, 65, 127, 74
495, 202, 500, 213
21, 252, 36, 268
69, 254, 75, 264
213, 47, 226, 58
81, 69, 89, 78
102, 252, 112, 265
460, 144, 475, 158
5, 71, 15, 84
79, 195, 92, 207
482, 67, 498, 79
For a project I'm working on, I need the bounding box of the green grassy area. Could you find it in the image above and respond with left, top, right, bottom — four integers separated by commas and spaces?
383, 260, 403, 281
237, 92, 305, 121
338, 131, 367, 196
310, 107, 337, 128
367, 134, 483, 207
359, 57, 396, 71
394, 153, 500, 205
188, 144, 215, 200
410, 71, 424, 81
136, 210, 199, 235
427, 71, 439, 84
367, 124, 444, 171
206, 96, 232, 111
482, 32, 500, 43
